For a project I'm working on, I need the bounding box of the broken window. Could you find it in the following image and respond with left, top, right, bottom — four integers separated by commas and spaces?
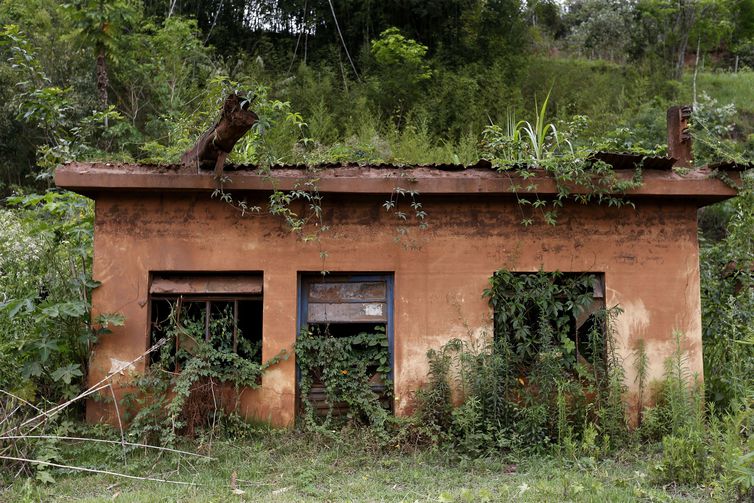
149, 273, 263, 371
488, 271, 605, 374
298, 274, 394, 417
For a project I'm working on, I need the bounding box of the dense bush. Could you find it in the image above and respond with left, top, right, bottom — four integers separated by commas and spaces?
414, 271, 627, 456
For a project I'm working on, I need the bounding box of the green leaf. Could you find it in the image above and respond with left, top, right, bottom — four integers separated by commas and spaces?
23, 361, 43, 378
35, 470, 55, 484
36, 337, 59, 361
51, 363, 83, 385
41, 301, 88, 318
95, 312, 125, 327
1, 297, 36, 318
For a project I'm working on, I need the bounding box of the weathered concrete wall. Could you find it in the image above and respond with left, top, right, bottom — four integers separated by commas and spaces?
87, 192, 702, 427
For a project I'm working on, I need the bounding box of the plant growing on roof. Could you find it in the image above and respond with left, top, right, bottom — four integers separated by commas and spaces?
482, 89, 569, 164
517, 89, 567, 162
482, 89, 643, 226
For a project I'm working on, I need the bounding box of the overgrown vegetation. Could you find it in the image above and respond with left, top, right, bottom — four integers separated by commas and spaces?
414, 271, 627, 457
125, 300, 285, 445
295, 326, 392, 430
0, 191, 123, 403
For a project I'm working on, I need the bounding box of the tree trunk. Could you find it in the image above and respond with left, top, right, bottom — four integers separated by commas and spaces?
181, 93, 258, 177
96, 45, 108, 110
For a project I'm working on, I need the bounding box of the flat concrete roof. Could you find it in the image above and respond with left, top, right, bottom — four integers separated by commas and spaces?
55, 161, 742, 204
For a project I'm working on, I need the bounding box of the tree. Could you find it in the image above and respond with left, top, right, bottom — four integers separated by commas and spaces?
369, 27, 432, 120
634, 0, 732, 78
562, 0, 638, 62
67, 0, 135, 111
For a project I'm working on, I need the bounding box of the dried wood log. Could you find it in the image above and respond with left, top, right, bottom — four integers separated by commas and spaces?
181, 93, 258, 177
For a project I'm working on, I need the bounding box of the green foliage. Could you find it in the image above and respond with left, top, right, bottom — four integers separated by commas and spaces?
414, 343, 456, 440
65, 0, 136, 58
113, 16, 213, 135
65, 0, 137, 108
141, 75, 308, 167
370, 28, 432, 83
480, 90, 644, 226
640, 332, 705, 442
0, 191, 122, 401
516, 89, 564, 162
657, 427, 708, 485
369, 27, 432, 120
563, 0, 639, 63
701, 175, 754, 412
0, 0, 752, 493
295, 326, 392, 431
126, 302, 285, 445
2, 421, 730, 501
1, 23, 138, 180
482, 89, 571, 164
693, 92, 741, 164
635, 330, 753, 497
417, 270, 627, 456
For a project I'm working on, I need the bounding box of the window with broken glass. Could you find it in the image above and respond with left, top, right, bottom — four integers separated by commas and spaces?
148, 274, 263, 371
486, 270, 606, 374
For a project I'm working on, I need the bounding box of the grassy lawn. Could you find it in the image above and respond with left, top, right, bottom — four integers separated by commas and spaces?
682, 70, 754, 114
1, 428, 713, 502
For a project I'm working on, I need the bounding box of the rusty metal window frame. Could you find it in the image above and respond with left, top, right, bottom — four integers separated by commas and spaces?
150, 294, 261, 353
148, 272, 263, 371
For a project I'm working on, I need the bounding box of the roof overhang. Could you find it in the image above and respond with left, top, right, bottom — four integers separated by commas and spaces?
54, 161, 743, 206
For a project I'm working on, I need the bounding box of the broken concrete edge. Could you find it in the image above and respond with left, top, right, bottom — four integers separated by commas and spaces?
54, 161, 743, 204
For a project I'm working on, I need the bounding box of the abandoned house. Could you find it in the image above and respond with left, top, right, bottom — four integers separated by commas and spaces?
54, 109, 745, 428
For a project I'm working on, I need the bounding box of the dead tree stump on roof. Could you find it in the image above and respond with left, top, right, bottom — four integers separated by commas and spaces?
181, 93, 258, 177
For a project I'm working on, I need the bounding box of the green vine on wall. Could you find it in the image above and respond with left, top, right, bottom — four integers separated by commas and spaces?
497, 158, 643, 226
295, 326, 392, 430
125, 301, 286, 445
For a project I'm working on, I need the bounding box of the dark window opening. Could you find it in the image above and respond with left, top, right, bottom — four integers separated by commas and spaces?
148, 273, 263, 372
490, 271, 605, 373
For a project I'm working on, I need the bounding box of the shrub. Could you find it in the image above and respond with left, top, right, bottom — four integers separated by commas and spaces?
415, 269, 627, 456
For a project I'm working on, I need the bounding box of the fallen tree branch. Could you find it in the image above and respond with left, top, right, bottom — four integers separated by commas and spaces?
1, 338, 167, 437
0, 455, 206, 487
181, 93, 258, 177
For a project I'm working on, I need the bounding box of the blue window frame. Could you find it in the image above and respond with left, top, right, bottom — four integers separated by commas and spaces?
296, 273, 395, 414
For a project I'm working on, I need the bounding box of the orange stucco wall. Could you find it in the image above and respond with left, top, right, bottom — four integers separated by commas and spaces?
87, 192, 703, 427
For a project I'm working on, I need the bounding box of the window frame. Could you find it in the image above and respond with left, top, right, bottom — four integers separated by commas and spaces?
147, 272, 264, 371
296, 272, 395, 414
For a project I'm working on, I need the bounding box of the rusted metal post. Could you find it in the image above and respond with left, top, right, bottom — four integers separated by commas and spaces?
181, 93, 258, 177
667, 105, 693, 168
